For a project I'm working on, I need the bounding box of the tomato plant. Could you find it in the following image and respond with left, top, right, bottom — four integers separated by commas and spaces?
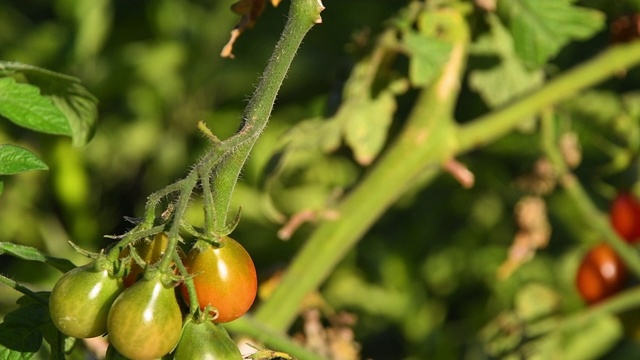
576, 243, 628, 304
181, 237, 257, 323
610, 192, 640, 244
123, 232, 170, 287
107, 277, 182, 360
173, 316, 242, 359
49, 262, 123, 339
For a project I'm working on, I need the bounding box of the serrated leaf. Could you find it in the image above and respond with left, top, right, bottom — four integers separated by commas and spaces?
402, 10, 454, 87
0, 303, 49, 359
0, 62, 99, 147
342, 91, 396, 165
403, 31, 452, 87
0, 145, 48, 175
41, 323, 65, 360
0, 242, 76, 272
469, 14, 544, 107
27, 76, 98, 147
498, 0, 605, 68
0, 78, 71, 136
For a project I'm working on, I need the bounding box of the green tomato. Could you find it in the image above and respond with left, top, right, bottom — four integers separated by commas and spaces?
173, 318, 242, 360
49, 263, 124, 338
107, 277, 182, 360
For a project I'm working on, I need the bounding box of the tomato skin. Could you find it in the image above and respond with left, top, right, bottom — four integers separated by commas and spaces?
576, 243, 628, 304
173, 318, 242, 359
123, 233, 171, 287
181, 237, 257, 323
107, 278, 182, 360
610, 192, 640, 244
49, 263, 124, 338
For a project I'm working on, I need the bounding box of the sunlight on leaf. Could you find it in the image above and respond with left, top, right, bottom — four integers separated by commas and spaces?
0, 144, 48, 175
498, 0, 605, 68
469, 14, 543, 108
0, 61, 99, 146
0, 78, 71, 136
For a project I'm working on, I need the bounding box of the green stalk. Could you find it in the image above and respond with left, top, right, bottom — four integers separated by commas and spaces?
540, 109, 640, 277
0, 274, 49, 306
209, 0, 324, 232
456, 41, 640, 151
254, 37, 640, 332
254, 8, 470, 331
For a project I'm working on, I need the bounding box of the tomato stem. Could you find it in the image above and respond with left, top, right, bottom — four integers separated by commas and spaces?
253, 9, 640, 333
205, 0, 324, 233
0, 274, 49, 306
173, 248, 200, 314
540, 109, 640, 278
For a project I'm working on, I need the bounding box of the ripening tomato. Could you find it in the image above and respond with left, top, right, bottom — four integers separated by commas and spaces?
107, 277, 182, 360
173, 317, 242, 359
49, 262, 124, 338
123, 233, 171, 287
610, 192, 640, 244
180, 237, 257, 323
576, 243, 628, 304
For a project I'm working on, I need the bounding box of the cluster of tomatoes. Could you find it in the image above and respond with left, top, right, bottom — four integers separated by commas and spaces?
48, 233, 257, 359
575, 192, 640, 304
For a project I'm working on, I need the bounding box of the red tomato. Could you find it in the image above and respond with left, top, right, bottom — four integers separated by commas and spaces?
610, 192, 640, 244
122, 233, 171, 287
180, 237, 257, 323
576, 243, 627, 304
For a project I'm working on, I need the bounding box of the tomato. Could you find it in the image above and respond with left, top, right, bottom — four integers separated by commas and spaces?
173, 317, 242, 359
107, 277, 182, 360
49, 262, 124, 338
123, 233, 171, 287
610, 192, 640, 244
180, 237, 257, 323
576, 243, 628, 304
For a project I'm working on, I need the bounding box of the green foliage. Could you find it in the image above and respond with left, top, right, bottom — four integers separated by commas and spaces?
2, 0, 640, 359
497, 0, 606, 68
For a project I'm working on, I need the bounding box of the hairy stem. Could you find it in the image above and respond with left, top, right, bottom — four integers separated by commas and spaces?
209, 0, 324, 232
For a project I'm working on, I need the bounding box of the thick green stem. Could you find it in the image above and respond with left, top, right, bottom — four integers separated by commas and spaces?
254, 35, 640, 333
254, 8, 470, 331
209, 0, 324, 232
457, 41, 640, 151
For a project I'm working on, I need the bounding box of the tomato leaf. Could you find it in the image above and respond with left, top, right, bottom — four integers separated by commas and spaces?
342, 90, 396, 165
401, 9, 454, 88
41, 322, 66, 360
497, 0, 605, 68
0, 242, 76, 273
0, 61, 99, 146
0, 77, 71, 136
0, 303, 49, 359
469, 14, 544, 108
0, 145, 48, 175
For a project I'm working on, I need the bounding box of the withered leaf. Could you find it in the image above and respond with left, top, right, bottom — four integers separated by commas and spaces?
221, 0, 283, 58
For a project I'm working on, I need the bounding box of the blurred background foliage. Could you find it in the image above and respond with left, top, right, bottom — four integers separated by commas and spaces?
3, 0, 640, 359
